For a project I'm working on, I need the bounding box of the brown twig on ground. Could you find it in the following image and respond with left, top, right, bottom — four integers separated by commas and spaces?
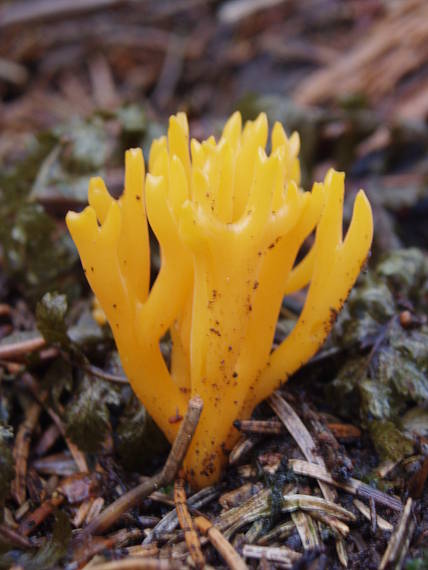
0, 336, 45, 360
234, 419, 283, 435
174, 475, 205, 569
19, 493, 64, 536
11, 401, 42, 505
81, 396, 203, 537
195, 515, 248, 570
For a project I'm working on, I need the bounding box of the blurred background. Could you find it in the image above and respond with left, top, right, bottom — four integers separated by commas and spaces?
1, 0, 427, 301
0, 0, 427, 247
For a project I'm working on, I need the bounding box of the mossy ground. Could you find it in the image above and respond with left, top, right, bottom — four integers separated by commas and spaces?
1, 2, 427, 568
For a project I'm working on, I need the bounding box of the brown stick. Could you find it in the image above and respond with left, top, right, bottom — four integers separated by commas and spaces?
81, 396, 203, 536
11, 401, 42, 504
195, 515, 248, 570
174, 475, 205, 569
19, 494, 64, 536
0, 336, 45, 360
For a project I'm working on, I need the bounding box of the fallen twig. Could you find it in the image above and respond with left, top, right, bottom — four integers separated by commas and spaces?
282, 494, 356, 522
81, 396, 203, 536
11, 401, 42, 505
19, 493, 64, 536
234, 418, 283, 435
0, 336, 45, 360
174, 476, 205, 569
195, 515, 248, 570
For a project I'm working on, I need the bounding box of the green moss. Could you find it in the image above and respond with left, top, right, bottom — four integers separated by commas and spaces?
369, 420, 414, 462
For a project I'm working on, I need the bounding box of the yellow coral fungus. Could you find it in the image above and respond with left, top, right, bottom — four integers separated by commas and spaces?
66, 111, 373, 487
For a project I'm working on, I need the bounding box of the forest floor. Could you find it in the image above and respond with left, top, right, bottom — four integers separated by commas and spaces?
0, 1, 427, 569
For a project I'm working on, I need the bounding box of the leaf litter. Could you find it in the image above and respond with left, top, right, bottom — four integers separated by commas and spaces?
0, 2, 428, 568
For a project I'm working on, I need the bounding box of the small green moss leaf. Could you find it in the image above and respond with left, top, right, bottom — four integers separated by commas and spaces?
369, 420, 414, 462
36, 292, 69, 348
65, 375, 119, 453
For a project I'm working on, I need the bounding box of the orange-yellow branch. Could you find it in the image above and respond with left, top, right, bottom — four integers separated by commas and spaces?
66, 112, 373, 488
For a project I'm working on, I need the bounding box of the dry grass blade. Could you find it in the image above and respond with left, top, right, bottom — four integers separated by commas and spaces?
290, 459, 403, 512
174, 476, 205, 569
81, 396, 203, 536
242, 544, 301, 567
379, 498, 415, 570
282, 494, 356, 522
195, 515, 248, 570
216, 488, 271, 534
